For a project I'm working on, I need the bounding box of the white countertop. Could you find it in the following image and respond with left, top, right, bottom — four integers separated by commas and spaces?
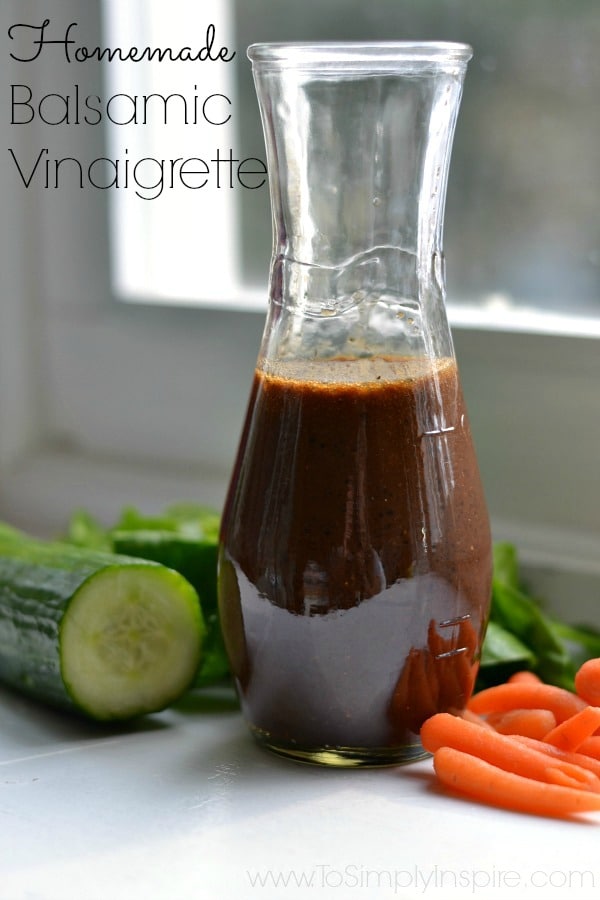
1, 683, 598, 900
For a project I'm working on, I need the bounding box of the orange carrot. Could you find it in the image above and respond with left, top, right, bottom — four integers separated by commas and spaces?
544, 706, 600, 753
546, 767, 600, 791
575, 658, 600, 706
508, 670, 543, 685
459, 708, 495, 730
577, 737, 600, 760
420, 712, 598, 789
432, 746, 600, 819
486, 708, 556, 740
515, 735, 600, 780
468, 682, 586, 723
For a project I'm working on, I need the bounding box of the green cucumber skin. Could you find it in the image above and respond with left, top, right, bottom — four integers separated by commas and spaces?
0, 536, 163, 713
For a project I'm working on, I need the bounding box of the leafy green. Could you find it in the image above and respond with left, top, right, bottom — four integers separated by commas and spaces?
547, 619, 600, 673
478, 541, 600, 691
491, 542, 520, 592
0, 522, 25, 542
480, 620, 536, 668
65, 509, 112, 551
115, 503, 220, 541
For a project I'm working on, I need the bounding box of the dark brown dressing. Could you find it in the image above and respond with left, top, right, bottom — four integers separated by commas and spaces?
219, 356, 491, 755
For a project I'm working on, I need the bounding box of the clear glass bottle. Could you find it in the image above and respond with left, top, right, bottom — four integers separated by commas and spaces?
218, 42, 492, 766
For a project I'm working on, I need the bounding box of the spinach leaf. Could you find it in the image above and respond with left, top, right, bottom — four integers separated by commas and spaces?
480, 620, 536, 667
479, 542, 600, 691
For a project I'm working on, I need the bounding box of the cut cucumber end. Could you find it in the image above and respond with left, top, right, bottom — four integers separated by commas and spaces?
60, 564, 204, 720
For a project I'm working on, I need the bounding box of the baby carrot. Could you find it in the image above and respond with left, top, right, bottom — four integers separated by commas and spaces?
432, 746, 600, 819
544, 706, 600, 753
468, 682, 586, 723
577, 737, 600, 760
546, 767, 600, 791
459, 708, 495, 730
515, 735, 600, 780
508, 670, 543, 685
420, 712, 597, 789
486, 708, 556, 740
575, 658, 600, 706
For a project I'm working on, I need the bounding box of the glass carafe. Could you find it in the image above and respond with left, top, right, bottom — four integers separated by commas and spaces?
218, 42, 492, 766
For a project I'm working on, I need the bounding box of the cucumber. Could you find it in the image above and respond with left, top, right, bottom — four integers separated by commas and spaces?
0, 532, 205, 720
111, 529, 229, 687
65, 503, 228, 687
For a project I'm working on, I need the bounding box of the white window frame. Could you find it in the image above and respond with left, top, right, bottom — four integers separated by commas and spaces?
1, 0, 599, 618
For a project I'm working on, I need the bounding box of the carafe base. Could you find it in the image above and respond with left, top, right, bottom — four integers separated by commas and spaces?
250, 726, 431, 768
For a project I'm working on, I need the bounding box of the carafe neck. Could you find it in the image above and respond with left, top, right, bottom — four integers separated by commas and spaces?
249, 42, 471, 362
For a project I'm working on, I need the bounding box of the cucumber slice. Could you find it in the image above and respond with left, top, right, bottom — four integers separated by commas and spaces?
63, 503, 228, 688
0, 532, 205, 720
111, 527, 229, 687
61, 565, 202, 719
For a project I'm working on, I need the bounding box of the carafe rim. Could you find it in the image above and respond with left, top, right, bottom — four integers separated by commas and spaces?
247, 40, 473, 70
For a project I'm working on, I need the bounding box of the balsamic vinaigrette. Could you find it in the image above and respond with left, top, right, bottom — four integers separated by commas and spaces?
218, 41, 491, 765
219, 356, 491, 765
